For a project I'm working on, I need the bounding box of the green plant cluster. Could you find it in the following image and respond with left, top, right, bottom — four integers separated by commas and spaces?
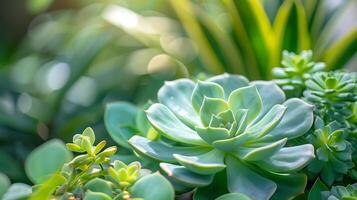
0, 128, 174, 200
0, 49, 356, 200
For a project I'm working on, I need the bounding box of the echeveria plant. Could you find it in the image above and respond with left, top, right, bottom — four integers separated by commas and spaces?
307, 117, 354, 186
304, 71, 356, 126
273, 50, 325, 97
129, 74, 315, 199
321, 183, 357, 200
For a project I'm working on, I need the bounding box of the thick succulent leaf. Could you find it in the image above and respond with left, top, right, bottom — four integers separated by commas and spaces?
213, 132, 252, 152
263, 171, 307, 200
130, 173, 175, 200
200, 97, 230, 126
196, 126, 230, 144
215, 193, 251, 200
0, 173, 10, 198
225, 155, 277, 200
207, 74, 249, 99
173, 149, 226, 175
158, 79, 202, 127
25, 139, 72, 184
105, 102, 139, 149
84, 178, 112, 196
234, 138, 287, 161
260, 98, 313, 141
251, 81, 285, 121
84, 191, 111, 200
191, 80, 225, 112
246, 104, 286, 139
129, 136, 211, 162
256, 144, 315, 173
135, 101, 153, 134
308, 178, 328, 200
1, 183, 32, 200
160, 163, 214, 187
228, 85, 262, 125
146, 104, 207, 146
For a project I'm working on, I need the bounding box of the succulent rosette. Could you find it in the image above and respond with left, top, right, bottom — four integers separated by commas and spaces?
127, 74, 315, 199
273, 50, 325, 97
307, 117, 354, 186
321, 183, 357, 199
303, 71, 356, 126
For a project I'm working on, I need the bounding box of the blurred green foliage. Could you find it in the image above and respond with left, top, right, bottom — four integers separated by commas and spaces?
0, 0, 355, 185
171, 0, 356, 79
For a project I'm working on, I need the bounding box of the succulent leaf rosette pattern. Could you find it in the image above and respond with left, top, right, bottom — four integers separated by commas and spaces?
129, 74, 315, 200
273, 50, 325, 97
307, 117, 354, 186
304, 71, 357, 126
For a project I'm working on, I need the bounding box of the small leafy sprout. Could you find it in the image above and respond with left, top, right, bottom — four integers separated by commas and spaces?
66, 127, 117, 168
57, 128, 117, 194
273, 50, 325, 97
108, 160, 141, 189
28, 127, 174, 200
307, 117, 354, 186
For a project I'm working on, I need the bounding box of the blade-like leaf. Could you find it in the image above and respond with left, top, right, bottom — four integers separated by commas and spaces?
274, 0, 310, 53
224, 0, 276, 79
170, 0, 225, 74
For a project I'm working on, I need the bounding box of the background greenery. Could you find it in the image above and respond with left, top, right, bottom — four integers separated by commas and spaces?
0, 0, 356, 185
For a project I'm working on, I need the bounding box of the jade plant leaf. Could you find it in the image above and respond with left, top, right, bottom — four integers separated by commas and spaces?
25, 139, 72, 184
84, 191, 112, 200
84, 178, 113, 196
1, 183, 32, 200
130, 173, 175, 200
0, 173, 10, 198
105, 102, 139, 149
